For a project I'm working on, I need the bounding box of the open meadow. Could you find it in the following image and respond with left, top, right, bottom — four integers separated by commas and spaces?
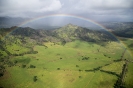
0, 40, 132, 88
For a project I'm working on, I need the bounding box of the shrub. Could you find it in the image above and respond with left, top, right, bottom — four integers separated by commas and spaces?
76, 65, 79, 67
0, 73, 4, 77
22, 64, 26, 68
57, 68, 60, 70
79, 76, 82, 78
33, 76, 37, 82
30, 65, 36, 68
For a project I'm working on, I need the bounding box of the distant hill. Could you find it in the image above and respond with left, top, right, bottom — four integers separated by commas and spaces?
101, 22, 133, 38
112, 28, 133, 38
101, 22, 133, 30
0, 24, 118, 45
53, 24, 117, 42
0, 17, 27, 28
0, 16, 133, 38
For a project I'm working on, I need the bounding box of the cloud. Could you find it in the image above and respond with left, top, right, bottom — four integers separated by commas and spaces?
60, 0, 133, 13
0, 0, 62, 17
0, 0, 133, 21
79, 0, 133, 9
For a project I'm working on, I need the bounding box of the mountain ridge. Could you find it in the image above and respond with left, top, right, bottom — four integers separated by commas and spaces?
0, 24, 118, 43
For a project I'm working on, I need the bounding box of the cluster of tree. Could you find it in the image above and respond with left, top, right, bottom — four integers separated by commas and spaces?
0, 27, 17, 37
30, 65, 36, 68
22, 64, 26, 68
103, 54, 111, 58
0, 57, 4, 62
7, 61, 14, 67
112, 28, 133, 38
104, 63, 110, 66
114, 63, 128, 88
82, 57, 89, 60
0, 72, 4, 77
128, 43, 133, 48
33, 76, 37, 82
11, 50, 38, 56
85, 66, 102, 72
100, 70, 120, 77
61, 40, 66, 46
0, 65, 5, 77
113, 59, 122, 62
0, 44, 11, 56
79, 69, 83, 72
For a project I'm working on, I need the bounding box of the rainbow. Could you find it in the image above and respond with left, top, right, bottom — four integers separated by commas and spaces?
2, 13, 133, 57
20, 13, 107, 29
18, 13, 119, 41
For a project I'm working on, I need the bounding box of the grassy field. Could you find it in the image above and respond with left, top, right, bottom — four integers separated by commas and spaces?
119, 37, 133, 87
0, 40, 132, 88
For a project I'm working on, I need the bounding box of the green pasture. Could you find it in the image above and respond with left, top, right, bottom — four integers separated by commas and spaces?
6, 43, 30, 54
125, 63, 133, 87
118, 37, 133, 87
0, 40, 132, 88
119, 37, 133, 55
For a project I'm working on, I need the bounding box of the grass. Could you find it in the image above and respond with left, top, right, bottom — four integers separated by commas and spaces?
119, 37, 133, 55
0, 40, 132, 88
6, 43, 30, 54
118, 37, 133, 88
124, 63, 133, 87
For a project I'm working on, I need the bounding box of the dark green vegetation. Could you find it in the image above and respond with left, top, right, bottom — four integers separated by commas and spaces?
0, 24, 133, 88
102, 22, 133, 38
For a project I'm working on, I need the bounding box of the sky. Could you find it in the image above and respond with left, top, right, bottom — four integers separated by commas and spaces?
0, 0, 133, 22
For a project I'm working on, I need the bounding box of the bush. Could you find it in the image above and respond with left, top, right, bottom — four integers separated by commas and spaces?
79, 69, 82, 72
76, 65, 79, 67
57, 68, 60, 70
14, 60, 18, 64
79, 76, 82, 78
22, 64, 26, 68
30, 65, 36, 68
33, 76, 37, 82
82, 57, 89, 60
0, 73, 4, 77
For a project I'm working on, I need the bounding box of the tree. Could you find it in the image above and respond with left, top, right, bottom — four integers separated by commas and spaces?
79, 76, 82, 78
33, 76, 37, 82
22, 64, 26, 68
30, 65, 36, 68
0, 73, 4, 77
57, 68, 60, 70
61, 40, 66, 46
76, 65, 79, 67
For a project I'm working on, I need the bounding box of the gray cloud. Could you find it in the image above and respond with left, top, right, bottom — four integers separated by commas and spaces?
0, 0, 133, 21
0, 0, 62, 17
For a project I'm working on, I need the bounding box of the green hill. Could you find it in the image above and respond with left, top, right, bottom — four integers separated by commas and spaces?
53, 24, 117, 43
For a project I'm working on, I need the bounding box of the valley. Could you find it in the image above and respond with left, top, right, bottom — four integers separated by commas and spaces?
0, 24, 133, 88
